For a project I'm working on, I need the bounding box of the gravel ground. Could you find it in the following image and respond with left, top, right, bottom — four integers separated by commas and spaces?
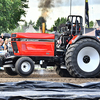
0, 69, 100, 84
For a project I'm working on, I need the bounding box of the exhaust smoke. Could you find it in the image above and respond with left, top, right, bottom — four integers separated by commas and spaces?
38, 0, 62, 19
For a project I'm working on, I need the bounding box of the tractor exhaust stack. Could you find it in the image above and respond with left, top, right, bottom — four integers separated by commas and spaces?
42, 23, 45, 33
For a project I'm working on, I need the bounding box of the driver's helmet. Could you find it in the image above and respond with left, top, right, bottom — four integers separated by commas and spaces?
66, 21, 71, 29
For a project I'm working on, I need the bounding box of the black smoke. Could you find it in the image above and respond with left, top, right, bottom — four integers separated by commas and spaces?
38, 0, 62, 18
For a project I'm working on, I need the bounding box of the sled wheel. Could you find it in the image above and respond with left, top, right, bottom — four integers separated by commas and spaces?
55, 64, 71, 77
15, 57, 34, 77
4, 67, 18, 76
65, 39, 100, 78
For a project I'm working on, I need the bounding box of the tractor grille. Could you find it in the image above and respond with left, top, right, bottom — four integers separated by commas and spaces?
12, 42, 18, 53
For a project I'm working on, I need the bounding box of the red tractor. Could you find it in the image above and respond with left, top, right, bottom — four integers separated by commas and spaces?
2, 15, 100, 78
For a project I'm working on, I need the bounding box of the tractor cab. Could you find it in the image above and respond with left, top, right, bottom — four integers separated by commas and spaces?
56, 15, 83, 48
67, 15, 83, 35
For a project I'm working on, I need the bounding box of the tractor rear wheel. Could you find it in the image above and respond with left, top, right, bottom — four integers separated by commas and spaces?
65, 39, 100, 78
15, 57, 34, 77
4, 67, 18, 76
55, 64, 71, 77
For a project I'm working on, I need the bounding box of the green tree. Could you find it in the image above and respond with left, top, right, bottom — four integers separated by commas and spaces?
23, 20, 38, 30
85, 21, 94, 28
54, 17, 67, 28
24, 21, 28, 27
49, 26, 54, 32
29, 20, 34, 25
0, 0, 28, 33
29, 20, 38, 29
89, 21, 94, 28
36, 17, 46, 29
49, 17, 67, 31
54, 18, 60, 27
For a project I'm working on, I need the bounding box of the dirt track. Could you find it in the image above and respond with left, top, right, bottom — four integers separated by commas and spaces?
1, 69, 100, 84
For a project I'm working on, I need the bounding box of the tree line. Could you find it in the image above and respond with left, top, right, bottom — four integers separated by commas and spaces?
0, 0, 28, 33
25, 17, 94, 32
0, 0, 94, 33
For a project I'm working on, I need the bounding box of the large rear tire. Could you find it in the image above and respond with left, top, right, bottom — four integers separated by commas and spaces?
55, 65, 71, 77
65, 39, 100, 78
15, 57, 34, 77
4, 67, 18, 76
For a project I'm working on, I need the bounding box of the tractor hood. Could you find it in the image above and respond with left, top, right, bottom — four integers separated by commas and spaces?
11, 32, 55, 57
11, 33, 55, 39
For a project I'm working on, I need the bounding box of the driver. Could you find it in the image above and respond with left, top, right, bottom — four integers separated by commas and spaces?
73, 20, 80, 35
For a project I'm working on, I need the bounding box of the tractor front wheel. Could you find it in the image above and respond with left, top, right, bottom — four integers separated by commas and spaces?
15, 57, 34, 77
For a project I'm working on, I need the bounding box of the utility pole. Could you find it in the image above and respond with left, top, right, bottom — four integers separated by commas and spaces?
70, 0, 72, 15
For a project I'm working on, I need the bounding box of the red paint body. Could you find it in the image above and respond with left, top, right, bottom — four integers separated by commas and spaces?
11, 33, 55, 57
14, 33, 55, 39
68, 35, 78, 44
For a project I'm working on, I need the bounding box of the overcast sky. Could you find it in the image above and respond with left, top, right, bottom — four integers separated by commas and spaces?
21, 0, 100, 29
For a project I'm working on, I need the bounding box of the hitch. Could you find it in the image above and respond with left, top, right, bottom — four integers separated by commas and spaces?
40, 60, 47, 68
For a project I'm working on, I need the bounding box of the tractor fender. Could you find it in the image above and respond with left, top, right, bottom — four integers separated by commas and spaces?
69, 35, 99, 44
66, 35, 99, 50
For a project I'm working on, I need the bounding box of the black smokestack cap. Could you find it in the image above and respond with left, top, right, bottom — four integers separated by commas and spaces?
39, 17, 46, 23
